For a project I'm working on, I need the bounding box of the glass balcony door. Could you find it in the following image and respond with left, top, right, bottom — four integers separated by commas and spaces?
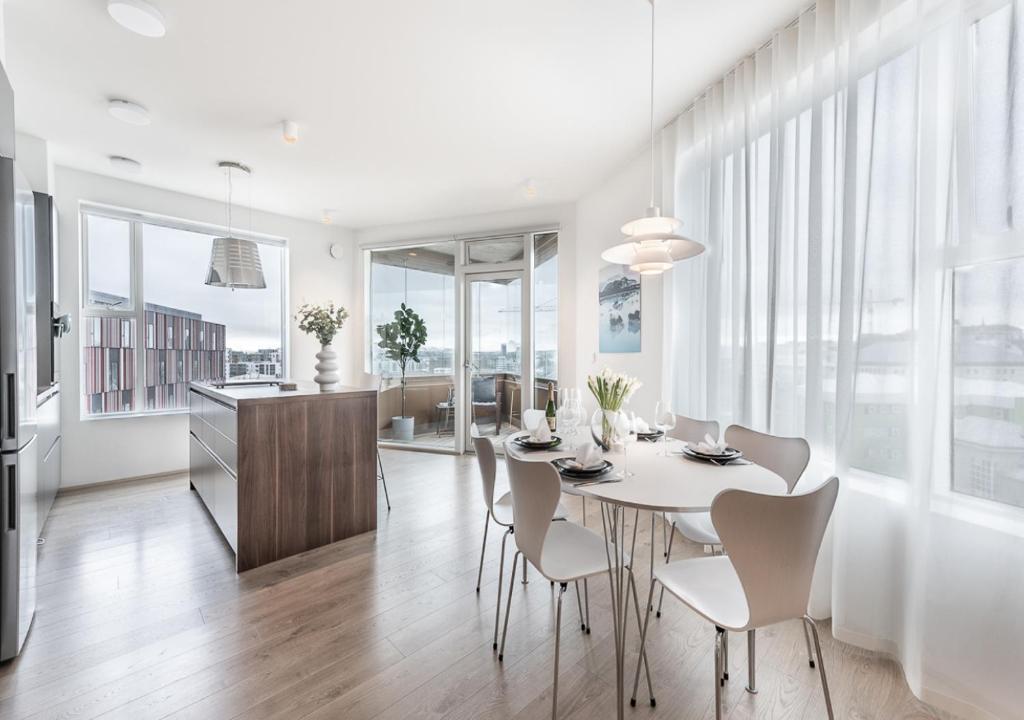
464, 270, 529, 455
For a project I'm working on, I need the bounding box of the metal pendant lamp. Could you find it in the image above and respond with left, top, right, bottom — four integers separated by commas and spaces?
600, 0, 704, 275
205, 161, 267, 290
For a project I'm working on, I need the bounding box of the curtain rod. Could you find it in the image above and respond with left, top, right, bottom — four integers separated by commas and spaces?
671, 2, 816, 120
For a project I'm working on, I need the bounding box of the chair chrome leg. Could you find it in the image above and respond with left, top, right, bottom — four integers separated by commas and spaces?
803, 616, 834, 720
583, 578, 591, 633
522, 557, 528, 584
377, 449, 391, 511
574, 580, 585, 632
722, 629, 729, 682
802, 616, 816, 668
662, 512, 668, 556
628, 571, 656, 707
498, 551, 520, 661
493, 528, 511, 650
746, 629, 757, 694
656, 523, 676, 617
476, 513, 490, 593
552, 583, 566, 720
714, 628, 724, 720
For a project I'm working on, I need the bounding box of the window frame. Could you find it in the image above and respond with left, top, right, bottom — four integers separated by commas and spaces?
79, 202, 289, 420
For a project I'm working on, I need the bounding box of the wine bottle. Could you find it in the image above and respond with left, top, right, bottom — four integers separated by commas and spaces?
545, 383, 557, 431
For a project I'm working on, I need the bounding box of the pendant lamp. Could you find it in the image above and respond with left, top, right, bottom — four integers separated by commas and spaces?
205, 161, 267, 290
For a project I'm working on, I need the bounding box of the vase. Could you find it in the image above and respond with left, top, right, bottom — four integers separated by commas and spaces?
590, 408, 623, 451
313, 344, 340, 391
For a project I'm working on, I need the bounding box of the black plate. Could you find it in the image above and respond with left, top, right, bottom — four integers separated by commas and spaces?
636, 430, 664, 442
551, 457, 613, 479
681, 445, 742, 462
512, 434, 562, 451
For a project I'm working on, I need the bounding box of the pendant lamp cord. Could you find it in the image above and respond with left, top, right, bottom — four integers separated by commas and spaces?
226, 165, 233, 238
649, 0, 656, 208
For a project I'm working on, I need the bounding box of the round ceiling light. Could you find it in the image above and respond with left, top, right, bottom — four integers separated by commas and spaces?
107, 99, 150, 125
109, 155, 142, 174
107, 0, 166, 38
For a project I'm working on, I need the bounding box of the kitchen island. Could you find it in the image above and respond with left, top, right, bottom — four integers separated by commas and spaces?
189, 380, 378, 572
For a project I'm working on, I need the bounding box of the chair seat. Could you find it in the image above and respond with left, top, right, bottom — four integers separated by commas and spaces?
539, 521, 626, 583
655, 555, 750, 631
666, 511, 721, 546
492, 491, 567, 527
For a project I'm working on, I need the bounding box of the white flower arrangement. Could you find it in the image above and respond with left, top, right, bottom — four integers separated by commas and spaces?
587, 368, 642, 411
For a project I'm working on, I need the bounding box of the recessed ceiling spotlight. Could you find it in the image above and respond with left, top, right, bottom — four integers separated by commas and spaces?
107, 0, 166, 38
282, 120, 300, 145
109, 155, 142, 174
107, 99, 150, 126
523, 179, 538, 199
321, 209, 333, 224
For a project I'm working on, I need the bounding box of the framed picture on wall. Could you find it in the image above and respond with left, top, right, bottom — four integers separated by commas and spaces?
598, 264, 640, 353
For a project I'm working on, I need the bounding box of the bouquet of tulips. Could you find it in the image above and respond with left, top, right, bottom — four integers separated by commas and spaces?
587, 369, 642, 449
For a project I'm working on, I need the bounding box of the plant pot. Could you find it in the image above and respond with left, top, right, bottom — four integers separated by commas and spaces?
392, 416, 414, 441
314, 344, 340, 391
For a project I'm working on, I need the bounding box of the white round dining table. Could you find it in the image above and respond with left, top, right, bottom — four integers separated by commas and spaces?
505, 435, 787, 719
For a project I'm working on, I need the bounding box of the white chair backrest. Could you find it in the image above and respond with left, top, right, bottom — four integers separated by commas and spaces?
522, 408, 546, 432
505, 452, 562, 572
471, 423, 498, 514
669, 415, 720, 445
724, 424, 810, 493
711, 476, 839, 629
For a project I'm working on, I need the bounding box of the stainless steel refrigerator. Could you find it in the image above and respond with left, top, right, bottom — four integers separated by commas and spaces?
0, 60, 38, 662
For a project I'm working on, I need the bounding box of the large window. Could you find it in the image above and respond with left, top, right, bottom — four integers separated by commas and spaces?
80, 207, 287, 417
533, 232, 558, 381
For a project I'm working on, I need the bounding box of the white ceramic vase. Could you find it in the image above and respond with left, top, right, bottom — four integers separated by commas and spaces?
314, 344, 340, 391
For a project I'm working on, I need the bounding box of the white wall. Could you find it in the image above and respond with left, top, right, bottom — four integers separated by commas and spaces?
574, 150, 665, 417
54, 166, 358, 488
15, 132, 53, 193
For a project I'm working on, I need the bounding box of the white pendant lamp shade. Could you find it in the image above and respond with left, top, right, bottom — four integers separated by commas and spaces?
205, 236, 267, 289
601, 0, 704, 276
107, 0, 166, 37
206, 161, 266, 290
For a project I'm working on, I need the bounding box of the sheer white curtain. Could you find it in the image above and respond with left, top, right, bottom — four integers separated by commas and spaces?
664, 0, 1024, 716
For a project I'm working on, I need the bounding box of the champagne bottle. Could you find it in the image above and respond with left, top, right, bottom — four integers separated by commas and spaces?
545, 383, 557, 431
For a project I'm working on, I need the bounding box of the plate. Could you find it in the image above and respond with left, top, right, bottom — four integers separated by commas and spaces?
682, 445, 742, 462
551, 457, 613, 479
512, 435, 562, 451
636, 430, 664, 442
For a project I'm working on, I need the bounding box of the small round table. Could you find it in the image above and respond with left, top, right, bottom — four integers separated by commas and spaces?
506, 437, 787, 719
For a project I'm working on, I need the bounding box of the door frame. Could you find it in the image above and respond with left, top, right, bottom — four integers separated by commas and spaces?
459, 268, 532, 454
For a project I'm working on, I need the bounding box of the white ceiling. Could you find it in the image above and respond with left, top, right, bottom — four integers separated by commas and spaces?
5, 0, 803, 228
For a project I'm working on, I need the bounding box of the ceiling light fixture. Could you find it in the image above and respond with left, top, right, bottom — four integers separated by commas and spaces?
282, 120, 300, 145
107, 98, 150, 125
205, 161, 267, 290
523, 179, 538, 199
107, 0, 166, 37
321, 209, 333, 224
600, 0, 704, 276
109, 155, 142, 174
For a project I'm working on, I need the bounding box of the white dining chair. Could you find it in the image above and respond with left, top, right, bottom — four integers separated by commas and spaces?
370, 374, 391, 511
500, 453, 655, 717
471, 424, 567, 651
658, 424, 810, 612
522, 408, 546, 432
659, 415, 720, 555
633, 476, 839, 720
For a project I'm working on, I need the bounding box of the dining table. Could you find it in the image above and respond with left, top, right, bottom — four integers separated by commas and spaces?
505, 434, 788, 720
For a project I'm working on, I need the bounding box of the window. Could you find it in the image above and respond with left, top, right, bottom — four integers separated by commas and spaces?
80, 207, 287, 417
368, 242, 456, 377
533, 232, 558, 381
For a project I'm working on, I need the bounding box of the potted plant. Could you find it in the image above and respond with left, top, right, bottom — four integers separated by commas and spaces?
295, 302, 350, 391
376, 303, 428, 441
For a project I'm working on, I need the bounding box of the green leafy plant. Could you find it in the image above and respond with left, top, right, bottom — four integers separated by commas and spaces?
295, 302, 350, 347
376, 303, 428, 418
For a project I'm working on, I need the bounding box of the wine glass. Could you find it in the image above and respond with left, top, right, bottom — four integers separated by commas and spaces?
616, 410, 636, 479
654, 401, 676, 456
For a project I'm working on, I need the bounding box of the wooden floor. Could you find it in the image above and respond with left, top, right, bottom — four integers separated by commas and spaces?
0, 449, 956, 720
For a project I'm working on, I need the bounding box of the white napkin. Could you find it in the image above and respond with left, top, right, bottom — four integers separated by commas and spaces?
631, 413, 651, 433
571, 443, 604, 470
692, 433, 728, 455
529, 420, 552, 443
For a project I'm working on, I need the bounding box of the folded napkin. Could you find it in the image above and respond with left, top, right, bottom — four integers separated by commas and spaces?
529, 420, 552, 443
631, 413, 651, 434
570, 443, 605, 470
692, 433, 728, 455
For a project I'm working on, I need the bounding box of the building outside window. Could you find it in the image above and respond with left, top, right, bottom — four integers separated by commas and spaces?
80, 207, 287, 418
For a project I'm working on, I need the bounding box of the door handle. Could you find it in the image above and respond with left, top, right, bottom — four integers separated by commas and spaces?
6, 464, 15, 531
